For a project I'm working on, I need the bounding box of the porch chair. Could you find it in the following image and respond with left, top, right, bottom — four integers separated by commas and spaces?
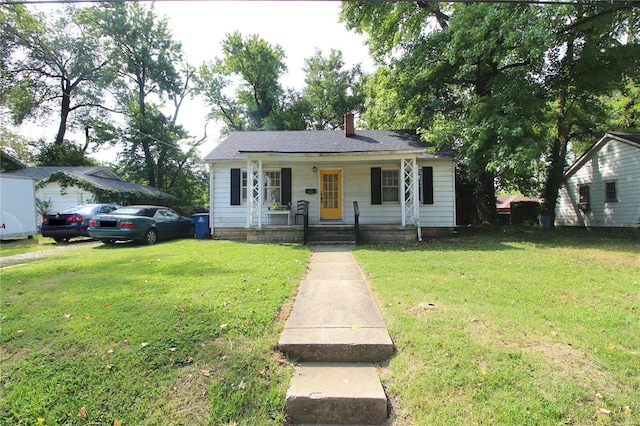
294, 200, 308, 224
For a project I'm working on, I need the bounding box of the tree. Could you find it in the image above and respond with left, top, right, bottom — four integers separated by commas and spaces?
1, 4, 38, 108
262, 88, 310, 131
540, 4, 640, 220
607, 77, 640, 131
342, 2, 548, 223
301, 49, 364, 130
0, 128, 36, 167
82, 2, 207, 210
3, 5, 115, 148
197, 32, 287, 133
88, 2, 186, 189
343, 2, 639, 225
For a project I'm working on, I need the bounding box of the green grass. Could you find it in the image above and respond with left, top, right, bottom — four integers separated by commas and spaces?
353, 228, 640, 425
1, 240, 311, 425
3, 229, 639, 425
0, 235, 61, 257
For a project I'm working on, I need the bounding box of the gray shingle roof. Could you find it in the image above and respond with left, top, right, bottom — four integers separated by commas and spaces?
5, 166, 119, 181
3, 166, 171, 197
204, 130, 455, 161
609, 132, 640, 146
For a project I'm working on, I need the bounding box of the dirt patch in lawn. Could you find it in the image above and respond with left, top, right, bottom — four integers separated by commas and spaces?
466, 319, 621, 397
0, 240, 100, 268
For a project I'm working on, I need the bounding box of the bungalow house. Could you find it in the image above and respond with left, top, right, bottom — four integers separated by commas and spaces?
203, 114, 457, 244
3, 166, 174, 224
555, 132, 640, 228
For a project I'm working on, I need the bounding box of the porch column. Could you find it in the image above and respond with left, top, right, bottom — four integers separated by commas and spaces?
401, 158, 419, 227
247, 159, 263, 228
209, 163, 214, 236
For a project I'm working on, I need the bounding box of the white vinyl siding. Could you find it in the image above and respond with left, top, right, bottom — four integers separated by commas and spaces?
35, 183, 95, 224
209, 158, 456, 228
556, 136, 640, 227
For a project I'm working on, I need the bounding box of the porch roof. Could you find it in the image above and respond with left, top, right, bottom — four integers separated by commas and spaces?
204, 130, 455, 162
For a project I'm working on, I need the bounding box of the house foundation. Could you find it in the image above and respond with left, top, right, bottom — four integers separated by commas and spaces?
211, 225, 456, 244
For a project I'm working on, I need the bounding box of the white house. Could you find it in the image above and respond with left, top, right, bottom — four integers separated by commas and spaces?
203, 114, 457, 244
555, 132, 640, 228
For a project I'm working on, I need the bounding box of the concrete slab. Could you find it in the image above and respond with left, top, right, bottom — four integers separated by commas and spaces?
280, 246, 393, 424
279, 327, 394, 362
283, 280, 387, 328
286, 363, 388, 425
305, 263, 364, 281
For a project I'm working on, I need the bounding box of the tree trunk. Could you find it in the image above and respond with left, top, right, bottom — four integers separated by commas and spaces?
140, 137, 156, 188
475, 169, 498, 224
543, 100, 570, 225
55, 78, 72, 146
471, 65, 499, 225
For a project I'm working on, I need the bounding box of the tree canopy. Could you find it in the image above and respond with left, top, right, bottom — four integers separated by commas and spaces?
3, 2, 638, 222
342, 1, 640, 224
197, 32, 287, 133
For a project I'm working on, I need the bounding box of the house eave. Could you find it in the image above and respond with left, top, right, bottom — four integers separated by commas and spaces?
564, 132, 640, 180
205, 150, 454, 164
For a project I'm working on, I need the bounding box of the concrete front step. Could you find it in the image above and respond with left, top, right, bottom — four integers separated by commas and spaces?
277, 276, 394, 363
307, 226, 356, 245
286, 363, 387, 425
279, 327, 393, 363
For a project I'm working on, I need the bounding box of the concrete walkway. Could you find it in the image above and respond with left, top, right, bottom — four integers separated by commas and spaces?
278, 245, 394, 425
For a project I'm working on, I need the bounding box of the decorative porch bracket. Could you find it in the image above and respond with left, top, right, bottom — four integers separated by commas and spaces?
401, 158, 419, 227
247, 159, 263, 228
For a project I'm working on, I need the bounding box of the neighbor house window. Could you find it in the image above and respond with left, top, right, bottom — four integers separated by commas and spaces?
578, 184, 591, 210
605, 181, 617, 202
382, 170, 399, 202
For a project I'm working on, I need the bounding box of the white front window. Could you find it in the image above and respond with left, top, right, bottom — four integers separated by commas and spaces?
382, 170, 399, 202
241, 171, 281, 204
264, 171, 281, 204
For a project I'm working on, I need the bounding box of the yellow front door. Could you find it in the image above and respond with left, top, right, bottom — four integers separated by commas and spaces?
320, 170, 341, 220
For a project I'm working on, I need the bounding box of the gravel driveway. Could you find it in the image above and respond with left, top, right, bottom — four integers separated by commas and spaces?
0, 240, 101, 268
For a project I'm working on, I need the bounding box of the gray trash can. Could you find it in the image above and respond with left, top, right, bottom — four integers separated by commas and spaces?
192, 213, 210, 239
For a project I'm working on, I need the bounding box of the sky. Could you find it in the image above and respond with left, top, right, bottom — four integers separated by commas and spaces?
152, 1, 375, 157
11, 1, 375, 161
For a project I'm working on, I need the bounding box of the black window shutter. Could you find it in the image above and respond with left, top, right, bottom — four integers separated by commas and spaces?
423, 166, 434, 204
371, 167, 382, 205
230, 168, 241, 206
281, 168, 292, 206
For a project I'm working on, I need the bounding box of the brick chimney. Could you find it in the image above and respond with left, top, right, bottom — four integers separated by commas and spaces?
344, 112, 355, 137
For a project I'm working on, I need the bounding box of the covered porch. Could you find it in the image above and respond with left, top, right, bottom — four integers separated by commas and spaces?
241, 155, 423, 231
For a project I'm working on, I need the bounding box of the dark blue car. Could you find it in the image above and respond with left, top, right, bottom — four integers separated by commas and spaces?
41, 204, 119, 243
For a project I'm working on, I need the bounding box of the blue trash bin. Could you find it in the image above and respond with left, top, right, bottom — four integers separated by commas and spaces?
192, 213, 210, 239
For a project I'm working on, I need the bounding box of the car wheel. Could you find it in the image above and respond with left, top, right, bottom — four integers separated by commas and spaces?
188, 226, 195, 238
54, 237, 69, 243
143, 229, 158, 245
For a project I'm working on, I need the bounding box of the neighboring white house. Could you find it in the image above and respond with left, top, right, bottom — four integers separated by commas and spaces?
555, 132, 640, 228
3, 166, 174, 224
203, 114, 457, 243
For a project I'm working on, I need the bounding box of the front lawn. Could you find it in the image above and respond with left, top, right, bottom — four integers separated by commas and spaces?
353, 228, 640, 425
1, 240, 311, 425
2, 229, 638, 425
